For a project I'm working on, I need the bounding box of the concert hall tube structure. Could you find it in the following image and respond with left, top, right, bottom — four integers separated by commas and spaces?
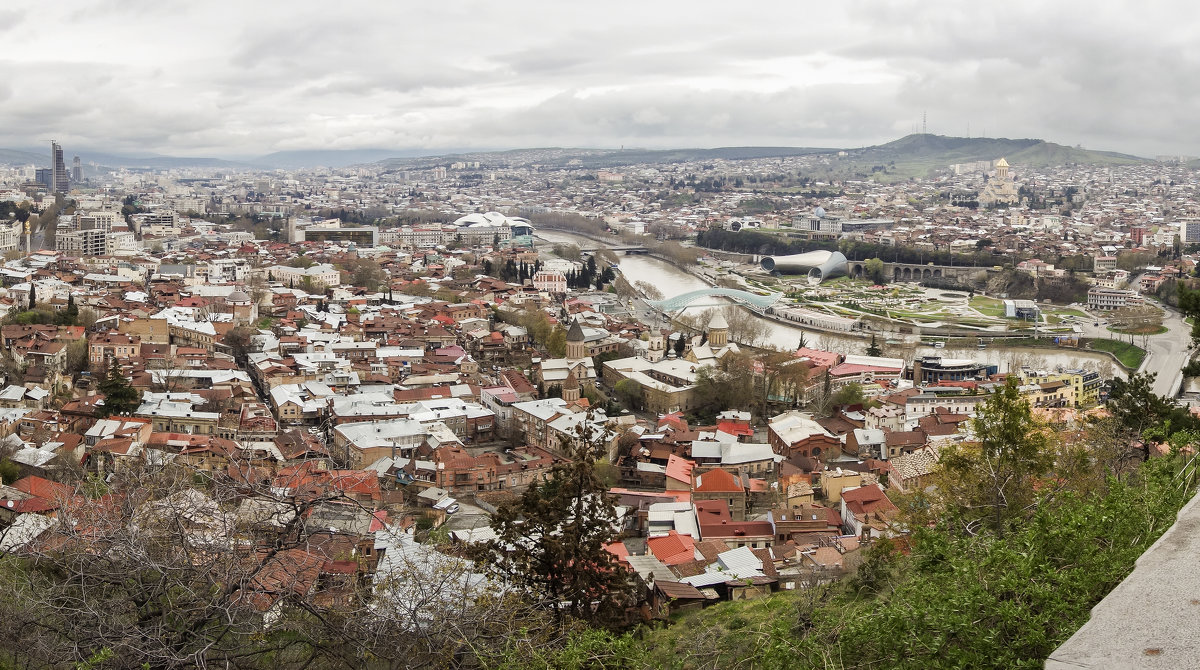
760, 250, 848, 284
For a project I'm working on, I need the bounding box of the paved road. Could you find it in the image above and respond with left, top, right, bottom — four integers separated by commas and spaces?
1138, 306, 1192, 398
1076, 304, 1193, 398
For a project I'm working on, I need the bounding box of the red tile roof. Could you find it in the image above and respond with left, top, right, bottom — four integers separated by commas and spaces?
665, 454, 694, 485
12, 476, 73, 502
693, 468, 741, 493
604, 541, 631, 563
831, 362, 901, 376
699, 520, 775, 538
694, 499, 732, 524
842, 484, 898, 516
716, 420, 754, 437
646, 531, 696, 566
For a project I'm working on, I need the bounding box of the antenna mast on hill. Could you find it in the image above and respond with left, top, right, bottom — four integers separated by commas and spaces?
922, 111, 927, 135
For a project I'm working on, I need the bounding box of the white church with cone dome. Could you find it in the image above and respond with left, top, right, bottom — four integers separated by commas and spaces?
979, 157, 1019, 207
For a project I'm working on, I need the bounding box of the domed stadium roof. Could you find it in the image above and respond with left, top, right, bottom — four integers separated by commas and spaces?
452, 211, 531, 228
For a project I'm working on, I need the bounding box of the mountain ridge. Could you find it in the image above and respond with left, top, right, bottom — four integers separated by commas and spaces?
0, 135, 1151, 171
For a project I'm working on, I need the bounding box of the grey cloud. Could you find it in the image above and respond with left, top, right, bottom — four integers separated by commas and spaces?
461, 84, 900, 149
3, 1, 1200, 157
0, 9, 26, 33
65, 0, 181, 22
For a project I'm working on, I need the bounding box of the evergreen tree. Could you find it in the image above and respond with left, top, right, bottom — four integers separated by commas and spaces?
938, 376, 1055, 536
95, 359, 139, 418
28, 284, 35, 310
1107, 371, 1173, 439
474, 412, 634, 626
866, 334, 882, 357
673, 333, 686, 357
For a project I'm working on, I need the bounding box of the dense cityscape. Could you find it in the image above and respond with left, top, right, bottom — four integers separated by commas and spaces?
0, 134, 1196, 667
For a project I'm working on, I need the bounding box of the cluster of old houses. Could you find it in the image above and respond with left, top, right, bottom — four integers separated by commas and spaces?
0, 238, 1119, 621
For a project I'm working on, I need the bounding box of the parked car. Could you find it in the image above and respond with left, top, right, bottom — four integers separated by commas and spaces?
446, 503, 460, 515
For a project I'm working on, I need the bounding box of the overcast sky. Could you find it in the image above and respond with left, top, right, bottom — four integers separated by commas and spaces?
3, 1, 1197, 158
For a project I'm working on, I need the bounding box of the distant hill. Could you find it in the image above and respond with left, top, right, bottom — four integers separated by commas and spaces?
828, 134, 1146, 181
0, 148, 246, 169
0, 148, 49, 167
82, 152, 247, 169
1005, 141, 1144, 168
857, 134, 1044, 162
379, 145, 835, 170
381, 137, 1145, 174
547, 146, 834, 168
0, 135, 1151, 173
252, 149, 446, 169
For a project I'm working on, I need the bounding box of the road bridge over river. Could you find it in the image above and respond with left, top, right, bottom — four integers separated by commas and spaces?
649, 287, 783, 312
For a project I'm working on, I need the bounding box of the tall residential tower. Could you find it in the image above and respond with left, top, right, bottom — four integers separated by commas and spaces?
50, 141, 68, 193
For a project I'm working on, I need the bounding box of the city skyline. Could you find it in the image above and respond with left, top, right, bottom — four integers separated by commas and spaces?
3, 1, 1200, 158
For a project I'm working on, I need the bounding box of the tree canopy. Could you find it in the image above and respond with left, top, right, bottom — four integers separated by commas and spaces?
504, 371, 1200, 670
473, 413, 635, 626
936, 376, 1056, 536
95, 359, 139, 418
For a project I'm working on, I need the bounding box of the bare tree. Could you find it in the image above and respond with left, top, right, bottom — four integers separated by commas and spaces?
148, 354, 193, 393
633, 280, 663, 301
0, 460, 549, 669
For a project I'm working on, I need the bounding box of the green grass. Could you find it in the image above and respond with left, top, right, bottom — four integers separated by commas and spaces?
1107, 324, 1169, 336
510, 455, 1196, 670
993, 337, 1056, 348
1087, 338, 1147, 369
970, 296, 1007, 317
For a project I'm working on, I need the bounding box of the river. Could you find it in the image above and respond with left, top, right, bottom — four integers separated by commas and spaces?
535, 230, 1119, 375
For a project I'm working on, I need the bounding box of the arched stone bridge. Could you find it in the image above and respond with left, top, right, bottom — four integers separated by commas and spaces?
845, 261, 985, 283
648, 287, 784, 312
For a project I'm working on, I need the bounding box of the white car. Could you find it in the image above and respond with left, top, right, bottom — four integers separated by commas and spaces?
446, 503, 460, 515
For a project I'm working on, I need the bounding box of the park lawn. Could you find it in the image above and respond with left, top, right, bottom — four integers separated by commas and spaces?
1088, 339, 1147, 369
889, 311, 941, 321
970, 296, 1007, 317
1107, 324, 1169, 336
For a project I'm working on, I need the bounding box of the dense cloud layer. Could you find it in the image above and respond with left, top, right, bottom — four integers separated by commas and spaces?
2, 1, 1197, 157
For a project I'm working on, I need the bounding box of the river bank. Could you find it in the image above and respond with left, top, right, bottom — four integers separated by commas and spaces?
535, 229, 1122, 374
